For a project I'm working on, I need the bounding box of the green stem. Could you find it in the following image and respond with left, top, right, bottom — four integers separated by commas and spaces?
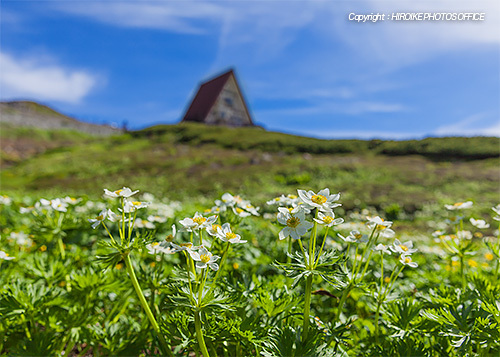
460, 254, 466, 289
333, 285, 351, 324
287, 236, 293, 264
212, 242, 230, 287
309, 210, 319, 267
375, 301, 382, 342
57, 236, 65, 259
101, 222, 117, 245
198, 269, 206, 304
314, 227, 330, 268
382, 265, 405, 300
359, 250, 373, 281
195, 311, 211, 357
124, 254, 171, 356
302, 275, 313, 341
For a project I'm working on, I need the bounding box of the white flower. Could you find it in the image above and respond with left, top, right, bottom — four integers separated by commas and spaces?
457, 230, 473, 240
104, 187, 139, 198
297, 188, 341, 213
88, 209, 108, 229
147, 215, 167, 223
179, 212, 217, 232
366, 216, 395, 237
232, 206, 251, 218
492, 205, 500, 221
170, 242, 198, 254
0, 251, 14, 260
135, 218, 156, 229
267, 194, 300, 207
107, 209, 126, 223
50, 198, 68, 212
399, 254, 418, 268
19, 206, 35, 214
445, 201, 473, 210
9, 232, 32, 247
216, 223, 247, 244
165, 225, 177, 242
146, 241, 174, 255
372, 243, 391, 255
220, 193, 243, 206
277, 207, 314, 240
206, 223, 222, 237
39, 198, 52, 207
0, 195, 12, 205
337, 230, 368, 244
445, 215, 464, 225
390, 239, 418, 255
189, 246, 220, 271
63, 196, 81, 205
313, 211, 344, 227
469, 218, 490, 229
122, 200, 150, 213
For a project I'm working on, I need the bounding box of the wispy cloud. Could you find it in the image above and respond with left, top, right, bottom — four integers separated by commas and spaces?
0, 52, 99, 103
434, 113, 500, 136
53, 1, 227, 34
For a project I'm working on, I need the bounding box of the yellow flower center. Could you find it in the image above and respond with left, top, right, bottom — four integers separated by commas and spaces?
485, 253, 494, 261
180, 243, 193, 248
354, 233, 363, 240
193, 216, 206, 225
97, 215, 103, 220
384, 276, 391, 284
288, 194, 297, 199
286, 216, 301, 228
451, 260, 460, 267
226, 232, 237, 240
5, 253, 9, 257
236, 208, 244, 213
474, 232, 483, 238
404, 257, 412, 264
115, 189, 123, 194
212, 224, 221, 231
200, 254, 210, 263
399, 245, 408, 252
323, 216, 334, 224
150, 262, 156, 267
311, 194, 327, 204
115, 263, 123, 270
454, 202, 463, 206
152, 242, 159, 246
165, 234, 174, 242
233, 262, 239, 269
40, 245, 47, 252
132, 201, 141, 206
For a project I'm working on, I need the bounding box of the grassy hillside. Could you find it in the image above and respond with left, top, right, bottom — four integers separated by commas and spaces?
1, 123, 498, 222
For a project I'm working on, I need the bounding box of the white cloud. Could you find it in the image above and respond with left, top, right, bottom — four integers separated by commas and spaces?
256, 100, 406, 117
53, 1, 227, 34
434, 113, 500, 136
0, 52, 98, 103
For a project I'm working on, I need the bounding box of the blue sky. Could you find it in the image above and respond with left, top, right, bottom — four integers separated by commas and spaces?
1, 1, 499, 139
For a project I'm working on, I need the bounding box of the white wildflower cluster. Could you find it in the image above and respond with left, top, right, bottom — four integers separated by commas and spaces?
146, 217, 248, 270
275, 188, 343, 241
0, 195, 12, 205
209, 193, 260, 217
19, 196, 82, 214
9, 231, 33, 247
88, 187, 150, 229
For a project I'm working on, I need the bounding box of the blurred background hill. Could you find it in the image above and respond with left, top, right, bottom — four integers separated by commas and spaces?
1, 101, 499, 220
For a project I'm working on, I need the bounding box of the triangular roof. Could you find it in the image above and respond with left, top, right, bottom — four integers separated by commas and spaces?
182, 69, 254, 125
